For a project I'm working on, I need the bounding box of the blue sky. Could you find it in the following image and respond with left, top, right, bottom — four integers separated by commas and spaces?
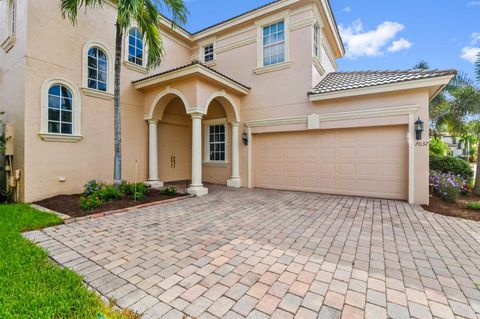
175, 0, 480, 79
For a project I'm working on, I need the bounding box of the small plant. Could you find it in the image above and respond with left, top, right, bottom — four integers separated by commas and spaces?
132, 191, 145, 201
161, 186, 177, 196
83, 180, 104, 196
429, 171, 466, 203
131, 183, 147, 196
98, 185, 124, 202
79, 194, 102, 211
466, 201, 480, 210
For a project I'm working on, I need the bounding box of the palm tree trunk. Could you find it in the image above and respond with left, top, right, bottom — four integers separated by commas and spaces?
113, 21, 122, 185
474, 137, 480, 195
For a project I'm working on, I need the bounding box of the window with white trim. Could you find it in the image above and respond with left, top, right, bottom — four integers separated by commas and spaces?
9, 0, 16, 36
207, 124, 226, 162
313, 23, 320, 58
128, 27, 143, 66
87, 47, 108, 92
262, 20, 285, 66
203, 43, 214, 62
47, 84, 73, 134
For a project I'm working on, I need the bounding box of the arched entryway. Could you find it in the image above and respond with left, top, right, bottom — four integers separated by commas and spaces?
145, 88, 241, 196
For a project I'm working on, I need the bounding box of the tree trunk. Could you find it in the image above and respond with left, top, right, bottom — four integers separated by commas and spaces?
113, 21, 123, 185
473, 137, 480, 195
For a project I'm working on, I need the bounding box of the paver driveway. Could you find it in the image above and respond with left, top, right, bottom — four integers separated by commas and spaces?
25, 185, 480, 319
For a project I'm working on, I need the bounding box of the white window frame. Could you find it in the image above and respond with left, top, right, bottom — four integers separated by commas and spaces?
39, 79, 82, 142
82, 41, 114, 99
313, 23, 320, 58
254, 11, 291, 74
1, 0, 16, 52
204, 118, 228, 164
123, 23, 147, 73
203, 43, 215, 63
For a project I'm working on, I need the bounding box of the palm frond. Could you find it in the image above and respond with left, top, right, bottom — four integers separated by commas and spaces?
59, 0, 105, 24
413, 60, 429, 70
476, 52, 480, 83
153, 0, 188, 27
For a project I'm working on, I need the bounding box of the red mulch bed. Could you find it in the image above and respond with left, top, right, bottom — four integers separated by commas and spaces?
34, 189, 185, 218
422, 193, 480, 221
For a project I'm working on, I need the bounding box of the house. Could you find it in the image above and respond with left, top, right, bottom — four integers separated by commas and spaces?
0, 0, 455, 204
441, 135, 468, 158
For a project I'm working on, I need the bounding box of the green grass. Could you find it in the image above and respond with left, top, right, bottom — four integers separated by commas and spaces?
0, 204, 134, 319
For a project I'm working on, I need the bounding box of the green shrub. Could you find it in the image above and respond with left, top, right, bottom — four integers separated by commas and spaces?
429, 171, 466, 203
466, 201, 480, 210
119, 181, 147, 196
132, 192, 145, 201
83, 180, 104, 196
119, 180, 132, 195
429, 137, 449, 156
98, 185, 124, 202
79, 195, 103, 211
161, 186, 177, 196
430, 154, 474, 182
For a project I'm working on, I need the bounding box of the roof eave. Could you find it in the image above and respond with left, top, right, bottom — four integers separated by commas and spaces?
308, 74, 456, 102
133, 64, 250, 95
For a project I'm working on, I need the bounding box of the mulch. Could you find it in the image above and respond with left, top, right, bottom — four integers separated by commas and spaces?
34, 189, 185, 218
422, 193, 480, 222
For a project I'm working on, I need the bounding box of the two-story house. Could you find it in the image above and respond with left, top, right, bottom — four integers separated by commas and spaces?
0, 0, 455, 204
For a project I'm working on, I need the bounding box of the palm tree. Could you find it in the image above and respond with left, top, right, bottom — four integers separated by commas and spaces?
60, 0, 188, 184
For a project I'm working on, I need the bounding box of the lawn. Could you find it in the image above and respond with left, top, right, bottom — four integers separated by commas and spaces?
0, 204, 134, 319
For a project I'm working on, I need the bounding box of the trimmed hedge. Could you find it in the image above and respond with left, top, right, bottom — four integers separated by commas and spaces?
430, 154, 473, 182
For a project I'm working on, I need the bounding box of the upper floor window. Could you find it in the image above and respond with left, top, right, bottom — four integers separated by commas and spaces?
87, 47, 108, 92
128, 27, 143, 66
203, 44, 214, 62
313, 24, 320, 58
47, 84, 73, 135
262, 21, 285, 66
9, 0, 16, 36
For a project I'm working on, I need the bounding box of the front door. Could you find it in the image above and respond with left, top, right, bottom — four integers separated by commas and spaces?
158, 124, 191, 182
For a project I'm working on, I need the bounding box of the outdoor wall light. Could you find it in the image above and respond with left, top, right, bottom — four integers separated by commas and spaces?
415, 117, 424, 141
242, 129, 249, 145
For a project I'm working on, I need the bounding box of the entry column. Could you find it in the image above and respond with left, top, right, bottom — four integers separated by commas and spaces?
187, 112, 208, 196
227, 121, 241, 187
145, 119, 163, 188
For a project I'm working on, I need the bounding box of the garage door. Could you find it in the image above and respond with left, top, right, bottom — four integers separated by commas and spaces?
254, 125, 408, 200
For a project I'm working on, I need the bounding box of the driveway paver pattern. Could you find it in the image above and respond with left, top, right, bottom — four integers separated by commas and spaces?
25, 185, 480, 318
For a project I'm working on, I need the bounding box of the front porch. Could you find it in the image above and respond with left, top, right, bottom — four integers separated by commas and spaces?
132, 62, 250, 196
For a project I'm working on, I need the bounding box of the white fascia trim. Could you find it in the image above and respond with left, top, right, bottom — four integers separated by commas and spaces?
313, 56, 325, 76
319, 0, 345, 57
244, 105, 419, 128
309, 75, 456, 101
133, 64, 250, 95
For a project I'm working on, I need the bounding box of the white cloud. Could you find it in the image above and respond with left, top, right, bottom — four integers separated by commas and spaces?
343, 6, 352, 13
472, 32, 480, 44
387, 38, 413, 53
468, 1, 480, 6
460, 46, 480, 62
339, 20, 410, 58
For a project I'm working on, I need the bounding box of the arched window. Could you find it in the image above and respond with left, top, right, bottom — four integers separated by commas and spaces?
87, 47, 108, 91
47, 84, 73, 134
128, 27, 143, 66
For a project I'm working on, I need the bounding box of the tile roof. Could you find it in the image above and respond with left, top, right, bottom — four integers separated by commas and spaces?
132, 61, 251, 90
309, 69, 457, 95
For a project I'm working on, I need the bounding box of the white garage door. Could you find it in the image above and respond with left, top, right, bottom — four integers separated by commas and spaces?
254, 125, 408, 200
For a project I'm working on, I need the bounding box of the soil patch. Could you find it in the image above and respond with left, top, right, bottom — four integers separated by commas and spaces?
34, 189, 185, 218
422, 193, 480, 222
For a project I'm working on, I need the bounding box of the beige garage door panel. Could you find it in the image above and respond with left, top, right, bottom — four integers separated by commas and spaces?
254, 125, 408, 200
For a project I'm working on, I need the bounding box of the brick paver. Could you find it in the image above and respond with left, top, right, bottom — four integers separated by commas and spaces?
24, 185, 480, 318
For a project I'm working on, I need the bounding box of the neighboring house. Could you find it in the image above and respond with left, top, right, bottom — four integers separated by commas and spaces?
441, 135, 467, 158
0, 0, 455, 205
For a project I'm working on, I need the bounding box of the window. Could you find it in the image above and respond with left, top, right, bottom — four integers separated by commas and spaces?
47, 84, 73, 135
262, 21, 285, 66
313, 24, 320, 58
128, 27, 143, 66
207, 124, 226, 162
87, 47, 108, 91
203, 44, 214, 62
9, 0, 16, 36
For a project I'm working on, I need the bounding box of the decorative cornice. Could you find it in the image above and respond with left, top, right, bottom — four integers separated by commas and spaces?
123, 60, 148, 74
81, 87, 114, 100
39, 133, 83, 143
253, 61, 293, 75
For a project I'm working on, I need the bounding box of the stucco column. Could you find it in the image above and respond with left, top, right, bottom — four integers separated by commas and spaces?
145, 119, 163, 188
187, 113, 208, 196
227, 122, 241, 188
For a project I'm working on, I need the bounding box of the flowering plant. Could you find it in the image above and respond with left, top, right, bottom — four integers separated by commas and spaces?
429, 171, 467, 203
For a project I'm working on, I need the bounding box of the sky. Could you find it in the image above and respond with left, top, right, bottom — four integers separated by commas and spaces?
174, 0, 480, 80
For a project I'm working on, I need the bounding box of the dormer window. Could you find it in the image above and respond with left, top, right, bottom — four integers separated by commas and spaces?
203, 44, 214, 63
262, 20, 285, 66
313, 23, 320, 58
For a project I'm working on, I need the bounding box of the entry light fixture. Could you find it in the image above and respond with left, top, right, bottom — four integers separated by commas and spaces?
242, 129, 249, 145
414, 117, 424, 141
